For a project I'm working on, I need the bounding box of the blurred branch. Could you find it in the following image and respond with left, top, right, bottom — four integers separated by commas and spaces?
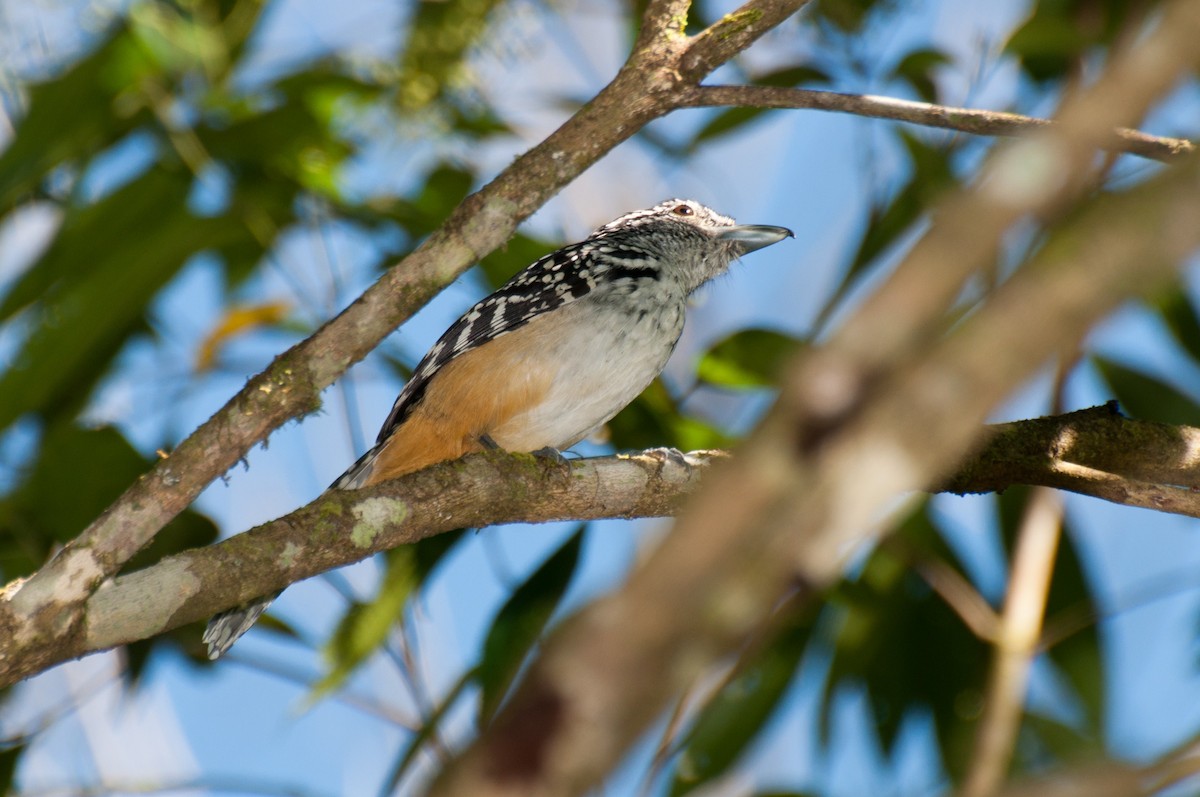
0, 0, 811, 674
994, 732, 1200, 797
681, 86, 1195, 162
962, 488, 1063, 797
427, 1, 1200, 790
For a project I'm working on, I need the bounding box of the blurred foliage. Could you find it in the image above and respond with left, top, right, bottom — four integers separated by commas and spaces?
397, 0, 506, 109
669, 596, 816, 795
1005, 0, 1161, 84
817, 505, 990, 778
477, 525, 585, 724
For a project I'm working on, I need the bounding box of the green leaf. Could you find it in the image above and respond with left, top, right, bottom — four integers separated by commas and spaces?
689, 107, 770, 150
0, 166, 258, 431
477, 526, 586, 725
696, 328, 800, 389
809, 0, 899, 33
669, 610, 813, 795
0, 30, 142, 206
606, 379, 731, 452
1003, 0, 1162, 85
414, 528, 467, 583
891, 48, 951, 103
1151, 288, 1200, 367
390, 164, 476, 237
1092, 356, 1200, 427
397, 0, 507, 110
477, 233, 554, 291
1005, 14, 1091, 83
0, 423, 217, 581
751, 66, 831, 87
313, 547, 421, 698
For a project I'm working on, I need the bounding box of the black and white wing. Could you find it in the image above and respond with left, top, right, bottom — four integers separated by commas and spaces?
373, 242, 602, 442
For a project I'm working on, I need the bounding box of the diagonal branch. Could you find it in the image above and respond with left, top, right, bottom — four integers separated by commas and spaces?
680, 85, 1195, 162
681, 0, 809, 78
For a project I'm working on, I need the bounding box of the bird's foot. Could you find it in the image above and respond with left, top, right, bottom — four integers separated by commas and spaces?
531, 446, 573, 476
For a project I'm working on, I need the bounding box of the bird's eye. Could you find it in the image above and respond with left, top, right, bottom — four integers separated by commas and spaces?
672, 204, 694, 216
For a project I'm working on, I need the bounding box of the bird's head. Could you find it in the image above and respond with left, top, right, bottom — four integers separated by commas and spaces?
592, 198, 793, 292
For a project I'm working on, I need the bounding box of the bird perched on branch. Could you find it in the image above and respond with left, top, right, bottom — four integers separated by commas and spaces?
204, 198, 793, 659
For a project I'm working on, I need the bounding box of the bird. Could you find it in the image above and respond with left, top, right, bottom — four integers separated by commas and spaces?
203, 198, 793, 659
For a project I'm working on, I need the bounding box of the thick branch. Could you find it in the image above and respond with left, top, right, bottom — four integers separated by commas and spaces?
8, 405, 1200, 683
0, 0, 811, 664
681, 85, 1195, 162
0, 450, 717, 688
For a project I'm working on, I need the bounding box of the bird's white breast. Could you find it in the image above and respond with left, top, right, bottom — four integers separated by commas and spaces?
489, 288, 686, 451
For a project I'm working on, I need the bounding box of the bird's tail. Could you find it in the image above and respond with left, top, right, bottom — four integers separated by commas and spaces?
203, 447, 384, 659
203, 592, 280, 659
330, 442, 383, 490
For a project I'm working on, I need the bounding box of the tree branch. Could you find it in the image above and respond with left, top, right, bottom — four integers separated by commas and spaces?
0, 449, 718, 687
680, 85, 1195, 162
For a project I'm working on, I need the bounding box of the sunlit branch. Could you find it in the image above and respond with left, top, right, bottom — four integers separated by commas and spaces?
681, 85, 1194, 162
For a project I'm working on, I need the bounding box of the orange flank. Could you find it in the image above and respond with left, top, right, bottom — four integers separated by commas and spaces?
362, 316, 558, 484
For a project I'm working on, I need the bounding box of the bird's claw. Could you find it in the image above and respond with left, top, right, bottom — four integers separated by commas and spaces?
642, 446, 695, 474
532, 446, 573, 475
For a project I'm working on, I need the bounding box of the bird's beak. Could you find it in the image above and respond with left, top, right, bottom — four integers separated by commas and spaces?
717, 224, 794, 254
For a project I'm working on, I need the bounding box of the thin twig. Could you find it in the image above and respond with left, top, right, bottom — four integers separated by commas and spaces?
680, 85, 1194, 163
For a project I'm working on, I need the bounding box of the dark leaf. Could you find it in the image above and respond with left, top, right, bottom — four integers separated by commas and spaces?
818, 503, 989, 778
809, 0, 899, 32
606, 379, 731, 452
477, 233, 555, 291
0, 423, 217, 581
997, 487, 1105, 754
0, 167, 258, 431
689, 107, 770, 150
391, 164, 476, 237
751, 66, 832, 87
1004, 0, 1160, 85
1092, 356, 1200, 427
669, 608, 813, 795
0, 30, 142, 206
696, 328, 800, 389
477, 526, 585, 725
1151, 288, 1200, 367
0, 742, 24, 795
891, 48, 951, 103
